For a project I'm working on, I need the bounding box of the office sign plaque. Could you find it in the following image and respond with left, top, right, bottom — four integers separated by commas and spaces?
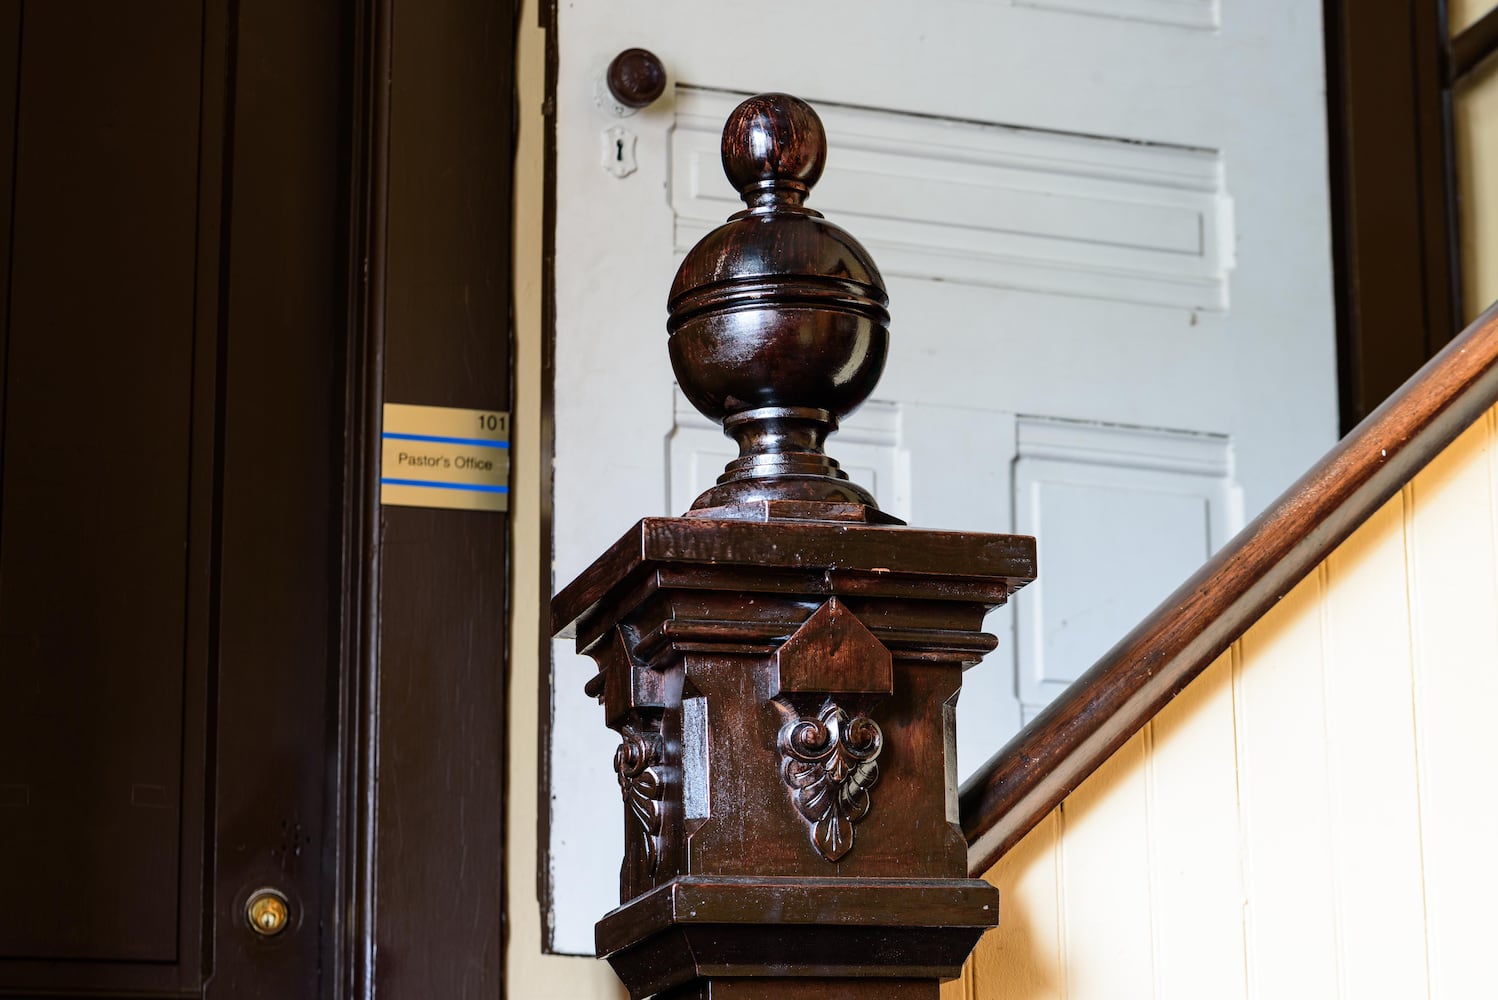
380, 403, 510, 512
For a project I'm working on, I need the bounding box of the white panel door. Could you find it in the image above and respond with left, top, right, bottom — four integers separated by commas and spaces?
547, 0, 1335, 952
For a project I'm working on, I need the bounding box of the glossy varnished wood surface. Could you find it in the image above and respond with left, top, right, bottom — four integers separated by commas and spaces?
961, 299, 1498, 875
553, 516, 1037, 644
366, 0, 514, 993
553, 513, 1029, 996
555, 93, 1034, 997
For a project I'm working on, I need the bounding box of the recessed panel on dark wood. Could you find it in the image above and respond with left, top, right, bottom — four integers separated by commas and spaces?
0, 1, 205, 964
0, 0, 352, 995
204, 0, 347, 994
0, 0, 516, 993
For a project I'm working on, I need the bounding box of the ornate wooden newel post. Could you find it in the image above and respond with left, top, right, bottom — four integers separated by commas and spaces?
552, 94, 1037, 999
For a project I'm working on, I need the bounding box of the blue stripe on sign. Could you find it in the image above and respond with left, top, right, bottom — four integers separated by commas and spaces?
382, 431, 509, 449
381, 478, 510, 494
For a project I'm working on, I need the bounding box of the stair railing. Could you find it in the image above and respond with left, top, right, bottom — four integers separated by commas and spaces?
960, 297, 1498, 875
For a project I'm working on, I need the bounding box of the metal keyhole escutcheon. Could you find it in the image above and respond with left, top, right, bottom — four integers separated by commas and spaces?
246, 888, 290, 937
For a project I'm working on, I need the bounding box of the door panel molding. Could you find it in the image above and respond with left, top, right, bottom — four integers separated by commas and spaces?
1010, 0, 1219, 31
672, 87, 1232, 311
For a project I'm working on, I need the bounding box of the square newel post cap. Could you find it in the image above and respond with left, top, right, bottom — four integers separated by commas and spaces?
552, 515, 1038, 653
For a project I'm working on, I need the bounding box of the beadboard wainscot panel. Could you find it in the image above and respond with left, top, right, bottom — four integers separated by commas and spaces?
1234, 567, 1341, 998
963, 400, 1498, 998
1320, 495, 1430, 998
969, 810, 1064, 1000
1404, 412, 1498, 996
1142, 650, 1244, 1000
1056, 734, 1155, 997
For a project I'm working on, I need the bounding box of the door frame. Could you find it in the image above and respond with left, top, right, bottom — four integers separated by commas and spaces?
336, 0, 519, 995
1322, 0, 1498, 433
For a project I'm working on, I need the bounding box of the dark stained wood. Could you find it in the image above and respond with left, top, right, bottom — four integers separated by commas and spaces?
1325, 0, 1461, 434
334, 0, 391, 994
660, 981, 940, 999
367, 0, 515, 994
0, 0, 17, 443
556, 520, 1027, 997
554, 517, 1035, 643
961, 299, 1498, 877
667, 94, 889, 511
598, 878, 996, 999
206, 1, 347, 995
1451, 5, 1498, 81
0, 1, 349, 994
0, 0, 211, 975
0, 0, 518, 995
554, 94, 1032, 998
606, 48, 667, 109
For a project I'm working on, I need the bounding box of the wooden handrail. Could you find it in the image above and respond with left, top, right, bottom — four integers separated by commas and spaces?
960, 300, 1498, 877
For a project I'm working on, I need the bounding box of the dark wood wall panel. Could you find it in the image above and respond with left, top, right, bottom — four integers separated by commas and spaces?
0, 0, 18, 424
373, 0, 514, 993
205, 0, 347, 994
0, 1, 206, 964
0, 0, 516, 993
0, 1, 352, 994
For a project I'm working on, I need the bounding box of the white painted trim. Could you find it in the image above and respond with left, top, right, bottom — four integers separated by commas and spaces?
1012, 416, 1241, 708
671, 88, 1233, 311
1012, 0, 1219, 31
1015, 413, 1234, 476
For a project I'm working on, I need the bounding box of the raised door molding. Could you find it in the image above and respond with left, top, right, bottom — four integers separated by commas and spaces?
1012, 416, 1242, 718
671, 87, 1233, 311
1012, 0, 1220, 30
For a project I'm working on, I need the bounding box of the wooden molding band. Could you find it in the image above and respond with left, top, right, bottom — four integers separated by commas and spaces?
960, 300, 1498, 876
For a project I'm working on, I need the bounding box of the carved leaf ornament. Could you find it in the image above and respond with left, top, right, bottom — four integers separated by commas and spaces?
615, 724, 665, 877
779, 700, 883, 862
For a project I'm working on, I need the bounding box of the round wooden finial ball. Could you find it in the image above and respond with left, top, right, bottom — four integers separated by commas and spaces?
721, 93, 827, 194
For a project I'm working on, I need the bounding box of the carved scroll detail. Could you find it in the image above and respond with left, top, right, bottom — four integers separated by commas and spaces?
778, 700, 883, 862
615, 724, 665, 878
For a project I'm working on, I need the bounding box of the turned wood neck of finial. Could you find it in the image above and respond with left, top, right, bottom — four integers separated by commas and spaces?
687, 406, 878, 512
728, 406, 831, 458
733, 180, 815, 214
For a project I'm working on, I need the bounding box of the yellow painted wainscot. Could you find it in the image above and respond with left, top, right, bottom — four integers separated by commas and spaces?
948, 403, 1498, 1000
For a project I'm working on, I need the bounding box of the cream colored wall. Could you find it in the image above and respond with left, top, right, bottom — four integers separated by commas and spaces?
507, 2, 628, 995
955, 403, 1498, 1000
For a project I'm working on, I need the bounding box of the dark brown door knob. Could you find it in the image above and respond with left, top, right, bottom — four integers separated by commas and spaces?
606, 48, 667, 109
